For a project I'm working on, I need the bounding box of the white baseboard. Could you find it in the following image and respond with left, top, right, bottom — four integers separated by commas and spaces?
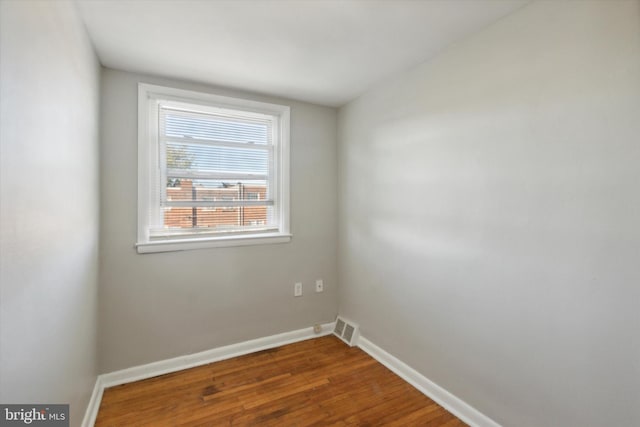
80, 376, 104, 427
81, 322, 335, 426
358, 336, 501, 427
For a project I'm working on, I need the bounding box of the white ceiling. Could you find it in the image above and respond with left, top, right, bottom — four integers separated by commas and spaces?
76, 0, 528, 107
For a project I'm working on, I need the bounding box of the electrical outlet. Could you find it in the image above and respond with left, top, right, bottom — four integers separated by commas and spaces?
294, 282, 303, 297
315, 279, 324, 293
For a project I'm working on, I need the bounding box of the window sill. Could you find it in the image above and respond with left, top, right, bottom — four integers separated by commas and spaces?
136, 233, 292, 254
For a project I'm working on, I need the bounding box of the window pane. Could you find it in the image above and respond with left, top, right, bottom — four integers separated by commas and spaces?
163, 179, 272, 232
161, 206, 274, 233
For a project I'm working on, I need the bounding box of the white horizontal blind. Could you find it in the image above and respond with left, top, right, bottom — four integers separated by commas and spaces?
149, 101, 279, 239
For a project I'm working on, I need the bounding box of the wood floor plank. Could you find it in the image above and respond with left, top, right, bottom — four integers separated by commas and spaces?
95, 336, 467, 426
202, 373, 293, 401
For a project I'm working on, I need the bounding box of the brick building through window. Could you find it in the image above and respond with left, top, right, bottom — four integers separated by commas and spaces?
165, 179, 268, 230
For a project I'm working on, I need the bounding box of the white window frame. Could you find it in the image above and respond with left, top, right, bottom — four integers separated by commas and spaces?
136, 83, 291, 253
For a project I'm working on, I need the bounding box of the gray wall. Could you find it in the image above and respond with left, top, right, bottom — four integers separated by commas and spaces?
0, 1, 100, 426
337, 1, 640, 426
99, 69, 338, 373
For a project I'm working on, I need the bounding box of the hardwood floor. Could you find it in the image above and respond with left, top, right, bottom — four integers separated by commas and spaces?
95, 336, 466, 426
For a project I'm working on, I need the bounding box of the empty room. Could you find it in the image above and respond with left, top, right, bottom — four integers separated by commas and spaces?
1, 0, 638, 426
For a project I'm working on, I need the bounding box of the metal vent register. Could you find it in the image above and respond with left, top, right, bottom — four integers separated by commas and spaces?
333, 316, 359, 346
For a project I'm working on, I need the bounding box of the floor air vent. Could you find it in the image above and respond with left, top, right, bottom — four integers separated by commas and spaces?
333, 316, 359, 346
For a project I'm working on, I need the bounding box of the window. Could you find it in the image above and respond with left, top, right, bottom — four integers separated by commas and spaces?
137, 83, 290, 253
